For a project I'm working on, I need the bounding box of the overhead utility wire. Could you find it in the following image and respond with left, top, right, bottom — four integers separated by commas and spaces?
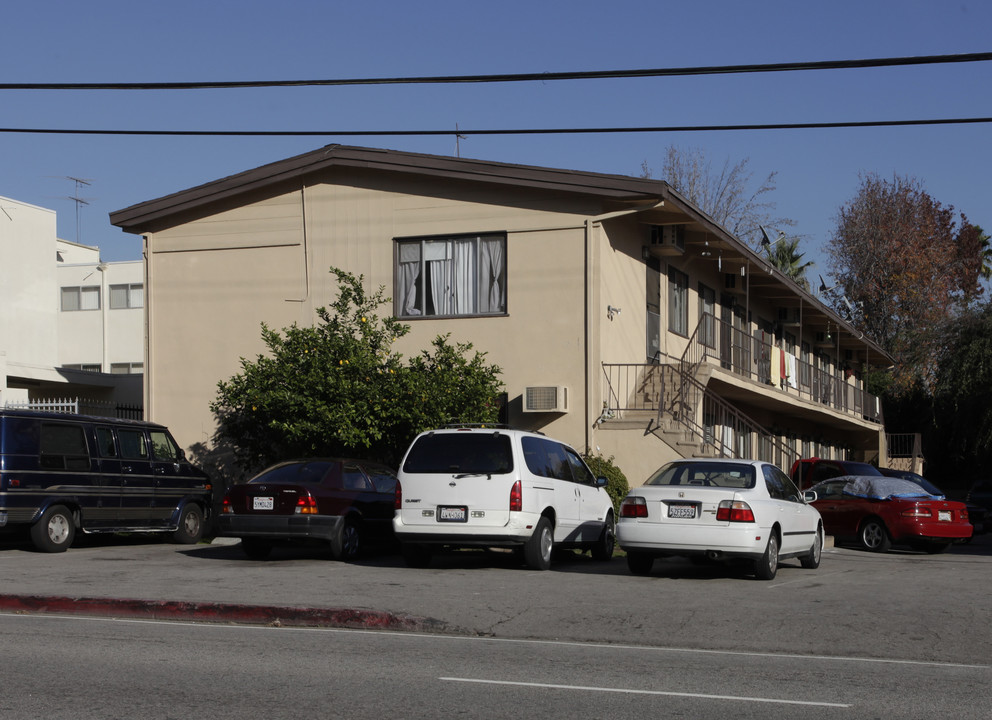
2, 52, 990, 90
0, 117, 989, 137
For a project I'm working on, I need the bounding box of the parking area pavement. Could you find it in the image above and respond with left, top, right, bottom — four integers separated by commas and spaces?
2, 530, 991, 664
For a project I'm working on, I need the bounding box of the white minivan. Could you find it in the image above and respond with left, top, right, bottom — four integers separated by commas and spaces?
393, 426, 615, 570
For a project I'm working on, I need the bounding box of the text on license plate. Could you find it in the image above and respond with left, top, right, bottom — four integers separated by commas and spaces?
668, 503, 696, 519
438, 506, 468, 522
938, 510, 952, 522
253, 496, 274, 511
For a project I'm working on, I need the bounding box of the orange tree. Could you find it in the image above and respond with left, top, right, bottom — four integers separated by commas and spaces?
210, 267, 503, 472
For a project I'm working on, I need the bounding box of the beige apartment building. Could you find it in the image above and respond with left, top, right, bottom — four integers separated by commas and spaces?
110, 145, 892, 483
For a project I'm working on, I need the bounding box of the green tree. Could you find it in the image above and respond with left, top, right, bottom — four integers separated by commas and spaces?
211, 267, 503, 473
764, 234, 813, 290
929, 300, 992, 489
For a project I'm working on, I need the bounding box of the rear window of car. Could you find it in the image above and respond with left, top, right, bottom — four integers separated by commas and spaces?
251, 461, 338, 486
402, 433, 514, 474
645, 462, 756, 489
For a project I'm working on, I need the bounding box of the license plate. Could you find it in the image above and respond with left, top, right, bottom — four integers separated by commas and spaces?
938, 510, 951, 522
668, 503, 696, 519
253, 496, 274, 511
438, 506, 468, 522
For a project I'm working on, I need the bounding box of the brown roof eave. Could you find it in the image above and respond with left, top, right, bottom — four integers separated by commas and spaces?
110, 144, 674, 234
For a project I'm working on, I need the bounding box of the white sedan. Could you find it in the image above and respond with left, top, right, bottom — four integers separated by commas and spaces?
616, 459, 823, 580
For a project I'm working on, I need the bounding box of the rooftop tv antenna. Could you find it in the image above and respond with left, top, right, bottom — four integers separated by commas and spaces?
66, 176, 92, 244
455, 123, 466, 158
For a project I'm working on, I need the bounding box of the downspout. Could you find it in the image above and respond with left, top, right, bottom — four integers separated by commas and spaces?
142, 234, 151, 420
583, 200, 665, 452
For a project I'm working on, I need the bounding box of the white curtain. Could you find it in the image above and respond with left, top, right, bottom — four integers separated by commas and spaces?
480, 236, 505, 313
398, 243, 422, 315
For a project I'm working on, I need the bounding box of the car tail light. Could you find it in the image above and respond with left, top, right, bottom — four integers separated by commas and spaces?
716, 500, 755, 522
620, 496, 648, 518
221, 495, 232, 514
295, 494, 318, 515
961, 508, 969, 522
901, 506, 932, 518
510, 479, 522, 512
394, 479, 403, 510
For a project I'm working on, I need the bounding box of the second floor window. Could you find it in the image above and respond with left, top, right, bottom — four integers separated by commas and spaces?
110, 283, 144, 309
61, 286, 100, 311
396, 234, 506, 318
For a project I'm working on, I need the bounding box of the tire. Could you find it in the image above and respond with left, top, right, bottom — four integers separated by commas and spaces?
240, 538, 273, 560
626, 551, 654, 575
800, 527, 823, 569
401, 542, 433, 568
859, 519, 892, 553
171, 504, 204, 544
754, 533, 779, 580
30, 505, 75, 553
524, 517, 554, 570
590, 515, 616, 561
331, 517, 361, 561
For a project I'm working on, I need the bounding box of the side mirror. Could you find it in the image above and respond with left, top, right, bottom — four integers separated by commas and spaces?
596, 476, 609, 488
803, 490, 818, 503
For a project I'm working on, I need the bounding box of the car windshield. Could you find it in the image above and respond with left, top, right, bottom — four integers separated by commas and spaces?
645, 462, 756, 489
402, 432, 514, 474
250, 461, 337, 485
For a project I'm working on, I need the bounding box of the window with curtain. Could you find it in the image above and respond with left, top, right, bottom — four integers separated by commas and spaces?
396, 233, 506, 318
110, 283, 144, 309
60, 285, 101, 311
668, 266, 689, 336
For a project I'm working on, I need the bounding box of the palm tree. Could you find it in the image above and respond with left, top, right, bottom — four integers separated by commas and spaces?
764, 234, 813, 290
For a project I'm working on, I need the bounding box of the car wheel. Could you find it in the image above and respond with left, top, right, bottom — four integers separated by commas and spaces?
590, 515, 615, 561
331, 517, 361, 561
240, 538, 273, 560
800, 526, 823, 569
754, 533, 779, 580
859, 519, 892, 553
626, 551, 654, 575
401, 542, 433, 568
30, 505, 75, 553
524, 517, 553, 570
171, 504, 204, 544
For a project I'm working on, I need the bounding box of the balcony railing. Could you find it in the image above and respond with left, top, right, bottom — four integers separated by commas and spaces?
688, 313, 881, 424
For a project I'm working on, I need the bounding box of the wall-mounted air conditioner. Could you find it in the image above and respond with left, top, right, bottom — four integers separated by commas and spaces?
523, 386, 569, 413
649, 224, 686, 256
724, 272, 747, 295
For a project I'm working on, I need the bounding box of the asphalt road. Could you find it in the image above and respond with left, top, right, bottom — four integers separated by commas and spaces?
1, 530, 990, 668
2, 612, 987, 719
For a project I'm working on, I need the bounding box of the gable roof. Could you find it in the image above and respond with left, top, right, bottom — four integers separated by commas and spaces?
111, 144, 706, 234
109, 143, 892, 365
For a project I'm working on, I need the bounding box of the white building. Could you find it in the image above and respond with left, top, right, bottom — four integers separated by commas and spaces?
1, 195, 143, 411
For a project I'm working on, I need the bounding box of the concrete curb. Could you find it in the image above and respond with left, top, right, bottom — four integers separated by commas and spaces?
0, 594, 455, 633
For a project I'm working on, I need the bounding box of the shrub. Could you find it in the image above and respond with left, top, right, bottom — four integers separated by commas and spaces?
583, 453, 630, 515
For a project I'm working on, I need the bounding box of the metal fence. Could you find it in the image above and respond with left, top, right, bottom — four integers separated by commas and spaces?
4, 397, 143, 420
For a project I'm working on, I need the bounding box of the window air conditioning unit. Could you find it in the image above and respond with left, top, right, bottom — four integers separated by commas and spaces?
649, 225, 686, 256
724, 272, 747, 295
523, 386, 569, 413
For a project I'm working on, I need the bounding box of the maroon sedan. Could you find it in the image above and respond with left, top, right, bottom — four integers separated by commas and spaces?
218, 459, 398, 560
809, 475, 972, 553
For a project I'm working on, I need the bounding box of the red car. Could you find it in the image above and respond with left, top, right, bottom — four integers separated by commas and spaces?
809, 475, 972, 553
218, 458, 398, 560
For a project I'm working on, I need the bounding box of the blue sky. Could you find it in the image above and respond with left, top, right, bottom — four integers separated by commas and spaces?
2, 0, 990, 278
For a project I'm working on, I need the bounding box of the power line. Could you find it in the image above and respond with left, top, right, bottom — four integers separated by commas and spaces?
2, 52, 990, 90
0, 117, 990, 137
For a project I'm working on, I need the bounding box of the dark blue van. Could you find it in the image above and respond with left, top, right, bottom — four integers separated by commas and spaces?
0, 410, 212, 552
